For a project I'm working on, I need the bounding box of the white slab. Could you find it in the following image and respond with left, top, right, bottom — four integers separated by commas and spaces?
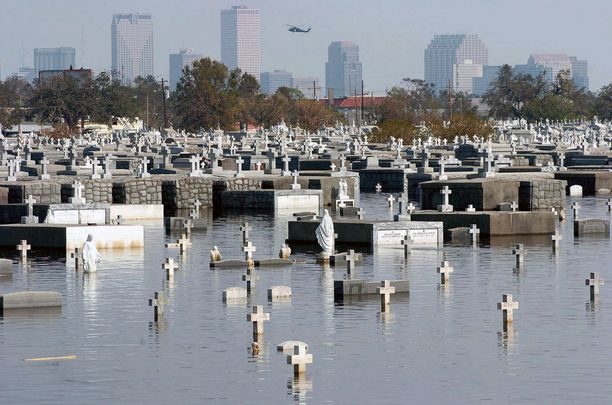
276, 195, 320, 210
46, 210, 79, 224
408, 228, 439, 245
109, 204, 164, 220
65, 225, 144, 250
79, 209, 106, 224
376, 229, 407, 245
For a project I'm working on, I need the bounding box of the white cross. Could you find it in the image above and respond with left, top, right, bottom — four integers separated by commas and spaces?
440, 186, 452, 206
512, 244, 525, 267
247, 305, 270, 336
397, 193, 409, 215
357, 208, 364, 220
292, 170, 300, 185
183, 219, 193, 235
437, 260, 453, 284
243, 240, 256, 260
242, 266, 259, 294
71, 180, 85, 204
607, 198, 612, 213
70, 247, 81, 268
345, 249, 356, 274
16, 239, 31, 259
282, 154, 291, 172
192, 199, 202, 217
177, 234, 192, 254
497, 294, 519, 324
551, 230, 562, 252
163, 257, 179, 281
235, 155, 244, 175
466, 204, 476, 212
572, 202, 580, 219
586, 272, 605, 300
387, 194, 395, 208
339, 155, 347, 171
25, 194, 36, 217
375, 183, 382, 192
255, 161, 263, 171
377, 280, 396, 311
510, 201, 518, 212
330, 163, 337, 172
469, 224, 480, 244
287, 344, 313, 376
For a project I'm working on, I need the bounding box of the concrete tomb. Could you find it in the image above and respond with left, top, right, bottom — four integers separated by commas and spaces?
268, 285, 292, 301
0, 291, 62, 312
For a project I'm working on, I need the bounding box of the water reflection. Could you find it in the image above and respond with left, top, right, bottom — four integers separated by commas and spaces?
287, 375, 313, 404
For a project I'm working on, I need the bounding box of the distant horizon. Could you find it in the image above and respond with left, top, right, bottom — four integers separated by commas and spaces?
1, 0, 610, 92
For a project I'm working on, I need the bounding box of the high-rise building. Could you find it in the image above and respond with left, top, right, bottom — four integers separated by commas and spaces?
34, 47, 76, 74
472, 65, 501, 96
169, 49, 203, 91
424, 34, 488, 94
292, 77, 320, 99
220, 6, 260, 79
325, 41, 362, 98
111, 13, 154, 85
260, 70, 292, 95
452, 60, 483, 94
514, 54, 588, 90
570, 57, 588, 91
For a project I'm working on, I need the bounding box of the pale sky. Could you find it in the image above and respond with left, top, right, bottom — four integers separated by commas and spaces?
1, 0, 610, 92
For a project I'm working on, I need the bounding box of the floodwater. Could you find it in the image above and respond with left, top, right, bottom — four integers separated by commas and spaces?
1, 195, 611, 404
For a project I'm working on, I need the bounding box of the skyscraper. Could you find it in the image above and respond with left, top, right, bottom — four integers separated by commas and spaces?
570, 57, 588, 91
169, 49, 203, 91
424, 34, 488, 94
325, 41, 362, 98
34, 47, 76, 74
260, 70, 292, 95
452, 60, 483, 94
514, 54, 588, 90
220, 6, 260, 79
111, 13, 154, 85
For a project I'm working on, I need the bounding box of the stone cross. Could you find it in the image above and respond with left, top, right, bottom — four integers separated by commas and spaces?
572, 202, 580, 220
71, 247, 81, 269
345, 249, 356, 275
287, 344, 313, 376
497, 294, 519, 324
291, 171, 301, 190
512, 244, 525, 268
401, 234, 412, 257
255, 161, 263, 171
281, 154, 291, 176
266, 149, 278, 172
375, 183, 382, 192
149, 291, 165, 322
357, 208, 364, 220
40, 157, 50, 180
247, 305, 270, 336
177, 234, 192, 254
551, 230, 562, 252
16, 239, 31, 260
183, 219, 193, 235
441, 186, 452, 206
330, 163, 337, 172
163, 257, 179, 282
339, 155, 347, 171
469, 224, 480, 244
90, 157, 101, 179
191, 199, 202, 219
510, 201, 518, 212
70, 180, 86, 205
103, 155, 113, 179
377, 280, 396, 312
25, 194, 36, 218
466, 204, 476, 212
397, 192, 409, 216
586, 272, 605, 301
437, 260, 453, 284
606, 198, 612, 213
234, 155, 244, 177
189, 155, 202, 177
387, 194, 395, 208
243, 240, 256, 260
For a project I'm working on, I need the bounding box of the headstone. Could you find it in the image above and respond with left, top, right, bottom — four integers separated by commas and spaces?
377, 280, 396, 312
247, 305, 270, 336
585, 272, 604, 301
21, 195, 39, 224
512, 244, 525, 268
163, 257, 179, 282
148, 291, 165, 322
268, 285, 292, 301
551, 230, 562, 252
70, 181, 86, 205
16, 240, 31, 260
287, 344, 313, 376
469, 224, 480, 245
222, 287, 247, 301
345, 249, 356, 275
438, 186, 453, 212
569, 185, 583, 197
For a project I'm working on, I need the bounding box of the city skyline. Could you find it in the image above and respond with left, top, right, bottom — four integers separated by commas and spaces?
0, 0, 611, 92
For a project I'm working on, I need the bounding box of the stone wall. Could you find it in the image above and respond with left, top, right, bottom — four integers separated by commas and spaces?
519, 179, 566, 211
83, 180, 113, 203
112, 178, 163, 205
172, 177, 215, 209
1, 182, 62, 204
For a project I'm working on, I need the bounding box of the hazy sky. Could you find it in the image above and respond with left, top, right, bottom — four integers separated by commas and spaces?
1, 0, 611, 92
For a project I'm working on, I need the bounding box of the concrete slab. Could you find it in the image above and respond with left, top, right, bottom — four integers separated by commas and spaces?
109, 204, 164, 220
574, 218, 610, 237
0, 224, 144, 250
411, 211, 555, 236
0, 291, 62, 311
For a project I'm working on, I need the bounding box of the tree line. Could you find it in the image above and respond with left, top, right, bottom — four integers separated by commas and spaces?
0, 57, 342, 133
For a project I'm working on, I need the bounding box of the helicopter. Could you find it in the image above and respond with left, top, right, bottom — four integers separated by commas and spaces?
286, 24, 311, 33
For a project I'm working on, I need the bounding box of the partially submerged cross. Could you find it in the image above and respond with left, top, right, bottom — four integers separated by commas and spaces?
240, 222, 252, 244
243, 240, 256, 260
585, 272, 604, 301
497, 294, 518, 324
16, 239, 31, 259
437, 260, 453, 284
287, 344, 313, 376
163, 257, 179, 281
149, 291, 166, 322
247, 305, 269, 337
377, 280, 396, 312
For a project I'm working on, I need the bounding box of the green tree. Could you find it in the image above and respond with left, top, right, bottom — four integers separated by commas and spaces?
594, 84, 612, 120
0, 77, 33, 128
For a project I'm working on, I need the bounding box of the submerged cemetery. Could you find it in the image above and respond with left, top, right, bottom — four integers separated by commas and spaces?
1, 118, 611, 403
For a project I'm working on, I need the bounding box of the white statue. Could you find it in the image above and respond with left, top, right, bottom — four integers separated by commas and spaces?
210, 246, 222, 262
279, 243, 292, 259
82, 234, 101, 273
338, 179, 349, 200
315, 209, 335, 256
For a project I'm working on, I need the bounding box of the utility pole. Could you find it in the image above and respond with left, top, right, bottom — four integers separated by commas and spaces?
313, 80, 316, 99
448, 79, 453, 121
360, 80, 364, 126
161, 78, 168, 129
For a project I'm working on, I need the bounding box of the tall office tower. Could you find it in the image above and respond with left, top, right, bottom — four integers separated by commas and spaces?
169, 49, 203, 91
472, 65, 501, 96
325, 41, 362, 98
516, 54, 573, 83
220, 6, 260, 79
260, 70, 292, 95
424, 34, 488, 94
111, 13, 154, 85
452, 60, 483, 94
292, 77, 320, 99
34, 47, 76, 74
570, 56, 588, 91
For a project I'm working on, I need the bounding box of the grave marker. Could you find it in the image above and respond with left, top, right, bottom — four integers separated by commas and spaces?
287, 344, 313, 376
16, 240, 31, 260
437, 260, 453, 284
497, 294, 518, 325
585, 272, 604, 301
247, 305, 270, 336
377, 280, 396, 312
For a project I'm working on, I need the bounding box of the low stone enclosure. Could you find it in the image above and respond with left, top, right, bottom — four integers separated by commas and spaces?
0, 172, 360, 214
